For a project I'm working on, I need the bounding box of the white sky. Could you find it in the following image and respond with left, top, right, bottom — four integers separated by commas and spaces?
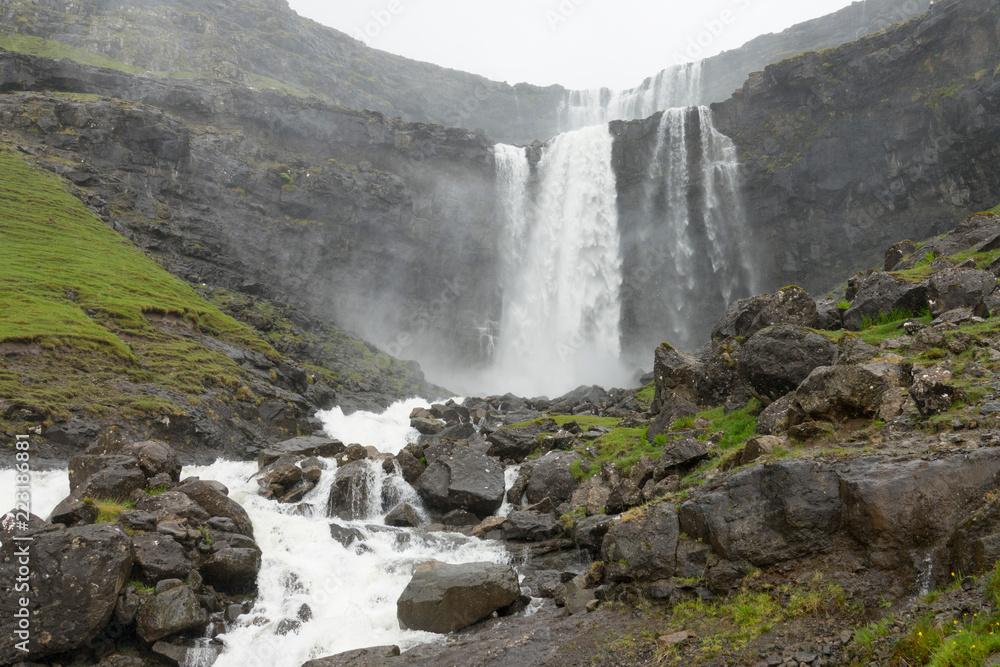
286, 0, 860, 90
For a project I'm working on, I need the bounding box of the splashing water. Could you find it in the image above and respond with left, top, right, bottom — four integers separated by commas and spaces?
488, 125, 631, 397
317, 398, 428, 454
561, 62, 704, 130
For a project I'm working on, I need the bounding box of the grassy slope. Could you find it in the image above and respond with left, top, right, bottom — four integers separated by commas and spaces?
0, 147, 278, 423
0, 35, 305, 95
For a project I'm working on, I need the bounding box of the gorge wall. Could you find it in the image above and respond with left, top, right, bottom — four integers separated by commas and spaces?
0, 0, 928, 144
0, 0, 997, 398
712, 0, 1000, 295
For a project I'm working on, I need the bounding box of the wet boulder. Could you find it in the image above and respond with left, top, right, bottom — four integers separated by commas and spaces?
679, 460, 841, 566
842, 450, 1000, 577
413, 443, 505, 518
926, 267, 1000, 317
486, 424, 547, 463
842, 272, 929, 331
503, 510, 562, 542
711, 286, 819, 341
737, 325, 838, 404
327, 460, 376, 521
601, 504, 680, 581
385, 503, 422, 528
132, 533, 193, 585
174, 479, 254, 538
0, 523, 133, 663
199, 548, 262, 595
396, 561, 521, 634
258, 435, 346, 468
131, 440, 182, 482
524, 451, 582, 506
136, 584, 207, 643
302, 645, 401, 667
134, 491, 211, 524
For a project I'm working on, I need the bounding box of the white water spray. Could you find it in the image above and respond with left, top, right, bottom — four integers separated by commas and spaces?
561, 62, 704, 130
488, 125, 630, 397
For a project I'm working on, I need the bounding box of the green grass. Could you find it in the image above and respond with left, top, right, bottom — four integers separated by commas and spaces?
635, 383, 655, 408
91, 498, 134, 522
127, 580, 155, 594
694, 406, 759, 450
0, 35, 143, 74
859, 307, 925, 331
504, 414, 622, 430
0, 148, 280, 422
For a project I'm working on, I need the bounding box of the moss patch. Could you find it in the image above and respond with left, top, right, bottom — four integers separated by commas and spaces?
0, 147, 278, 423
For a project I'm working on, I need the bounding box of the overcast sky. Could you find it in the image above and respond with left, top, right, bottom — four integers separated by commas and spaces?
285, 0, 861, 90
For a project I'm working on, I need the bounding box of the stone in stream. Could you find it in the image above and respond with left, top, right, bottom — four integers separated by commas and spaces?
396, 561, 521, 634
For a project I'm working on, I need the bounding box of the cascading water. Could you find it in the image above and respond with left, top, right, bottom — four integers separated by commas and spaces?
200, 400, 510, 666
620, 105, 756, 355
489, 125, 631, 397
0, 400, 519, 667
561, 61, 703, 130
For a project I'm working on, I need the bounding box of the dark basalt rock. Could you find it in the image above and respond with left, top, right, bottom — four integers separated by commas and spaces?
396, 561, 521, 634
135, 585, 207, 643
413, 443, 505, 518
601, 504, 680, 581
737, 325, 838, 405
0, 523, 133, 664
132, 533, 193, 585
711, 287, 820, 342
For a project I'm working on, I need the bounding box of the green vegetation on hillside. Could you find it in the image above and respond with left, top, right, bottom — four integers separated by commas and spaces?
0, 148, 278, 424
0, 35, 142, 74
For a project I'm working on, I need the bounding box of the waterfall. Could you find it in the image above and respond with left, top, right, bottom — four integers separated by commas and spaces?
489, 125, 630, 398
561, 61, 703, 130
622, 106, 755, 354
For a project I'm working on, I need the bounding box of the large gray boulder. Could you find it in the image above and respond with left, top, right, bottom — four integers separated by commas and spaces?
737, 325, 838, 404
327, 460, 377, 521
302, 645, 401, 667
679, 460, 841, 567
0, 522, 133, 664
258, 435, 346, 468
926, 267, 1000, 316
788, 361, 907, 425
199, 547, 262, 595
132, 533, 193, 584
524, 451, 581, 506
601, 504, 680, 581
840, 451, 1000, 574
843, 272, 928, 330
135, 584, 207, 643
413, 443, 505, 518
396, 561, 521, 634
174, 479, 255, 538
711, 286, 819, 341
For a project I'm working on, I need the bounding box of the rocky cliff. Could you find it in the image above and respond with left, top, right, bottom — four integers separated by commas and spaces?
0, 50, 503, 376
713, 0, 1000, 296
0, 0, 928, 144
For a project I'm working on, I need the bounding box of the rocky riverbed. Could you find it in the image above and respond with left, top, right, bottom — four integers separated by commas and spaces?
8, 210, 1000, 666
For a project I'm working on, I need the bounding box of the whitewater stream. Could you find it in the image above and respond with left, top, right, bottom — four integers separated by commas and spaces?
0, 399, 520, 667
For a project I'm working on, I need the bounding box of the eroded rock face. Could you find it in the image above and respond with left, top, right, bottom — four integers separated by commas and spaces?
0, 522, 133, 663
396, 561, 521, 634
679, 461, 842, 567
